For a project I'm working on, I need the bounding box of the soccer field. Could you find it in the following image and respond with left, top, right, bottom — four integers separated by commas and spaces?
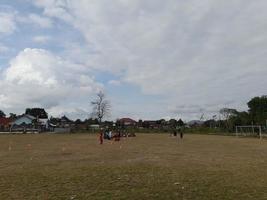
0, 133, 267, 200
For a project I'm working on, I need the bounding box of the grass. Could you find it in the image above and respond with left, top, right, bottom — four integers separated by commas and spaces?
0, 133, 267, 199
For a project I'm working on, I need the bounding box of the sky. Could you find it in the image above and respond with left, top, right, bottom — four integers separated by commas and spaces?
0, 0, 267, 121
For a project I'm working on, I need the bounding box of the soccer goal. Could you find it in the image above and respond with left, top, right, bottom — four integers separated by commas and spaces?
235, 125, 262, 139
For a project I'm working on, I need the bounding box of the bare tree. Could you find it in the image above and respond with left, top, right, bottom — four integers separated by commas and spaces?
219, 108, 237, 121
219, 108, 238, 130
91, 91, 111, 124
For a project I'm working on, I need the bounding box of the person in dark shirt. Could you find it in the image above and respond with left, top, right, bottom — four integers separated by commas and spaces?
179, 127, 183, 139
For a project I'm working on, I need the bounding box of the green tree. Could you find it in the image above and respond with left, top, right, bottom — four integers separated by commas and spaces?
177, 119, 184, 126
25, 108, 48, 119
247, 95, 267, 125
169, 119, 177, 127
9, 113, 17, 119
0, 110, 6, 117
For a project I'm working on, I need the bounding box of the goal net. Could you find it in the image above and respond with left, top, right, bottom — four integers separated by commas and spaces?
235, 126, 262, 138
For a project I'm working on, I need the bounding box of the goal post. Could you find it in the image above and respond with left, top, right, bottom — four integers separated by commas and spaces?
235, 125, 262, 139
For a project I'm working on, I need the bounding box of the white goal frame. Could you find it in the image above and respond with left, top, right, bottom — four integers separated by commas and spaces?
235, 125, 262, 139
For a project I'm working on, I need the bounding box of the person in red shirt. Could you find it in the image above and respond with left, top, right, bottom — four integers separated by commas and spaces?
99, 129, 104, 144
114, 132, 120, 141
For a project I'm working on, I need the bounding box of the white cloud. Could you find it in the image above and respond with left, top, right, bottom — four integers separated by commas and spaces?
0, 43, 9, 53
33, 35, 51, 43
19, 13, 53, 28
48, 107, 89, 119
34, 1, 267, 115
0, 48, 102, 117
108, 80, 121, 86
33, 0, 73, 22
0, 11, 16, 35
25, 14, 53, 28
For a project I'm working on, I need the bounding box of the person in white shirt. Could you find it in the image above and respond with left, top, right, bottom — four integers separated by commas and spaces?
109, 130, 112, 139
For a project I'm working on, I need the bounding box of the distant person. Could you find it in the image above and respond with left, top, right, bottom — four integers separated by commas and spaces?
109, 130, 112, 140
114, 132, 120, 141
173, 130, 177, 137
104, 129, 109, 139
179, 127, 183, 139
99, 129, 104, 144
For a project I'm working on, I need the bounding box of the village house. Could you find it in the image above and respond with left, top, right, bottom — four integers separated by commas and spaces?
142, 120, 161, 129
117, 118, 137, 127
49, 116, 74, 133
0, 117, 12, 132
10, 113, 50, 133
10, 114, 37, 133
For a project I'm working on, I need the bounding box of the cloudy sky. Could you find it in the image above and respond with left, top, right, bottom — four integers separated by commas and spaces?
0, 0, 267, 121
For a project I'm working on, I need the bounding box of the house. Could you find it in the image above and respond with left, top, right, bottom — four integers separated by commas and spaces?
49, 116, 74, 133
0, 117, 12, 132
89, 124, 100, 129
187, 120, 204, 127
73, 119, 87, 130
38, 118, 49, 131
10, 114, 37, 133
12, 114, 35, 125
49, 116, 71, 127
142, 120, 161, 129
60, 116, 73, 127
117, 118, 137, 127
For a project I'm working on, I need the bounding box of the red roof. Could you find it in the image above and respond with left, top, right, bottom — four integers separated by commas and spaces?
0, 117, 12, 126
118, 118, 137, 123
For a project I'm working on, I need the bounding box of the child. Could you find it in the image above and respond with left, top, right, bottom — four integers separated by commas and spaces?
99, 130, 104, 144
179, 128, 183, 139
173, 130, 177, 137
109, 130, 112, 140
114, 132, 120, 141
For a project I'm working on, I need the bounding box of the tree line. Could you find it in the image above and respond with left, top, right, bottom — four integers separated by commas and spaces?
205, 96, 267, 132
1, 94, 266, 133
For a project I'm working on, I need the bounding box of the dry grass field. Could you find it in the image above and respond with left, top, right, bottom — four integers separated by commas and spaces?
0, 133, 267, 200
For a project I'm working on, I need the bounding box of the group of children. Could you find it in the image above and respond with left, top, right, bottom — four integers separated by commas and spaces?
99, 128, 121, 144
99, 126, 183, 144
172, 126, 184, 139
